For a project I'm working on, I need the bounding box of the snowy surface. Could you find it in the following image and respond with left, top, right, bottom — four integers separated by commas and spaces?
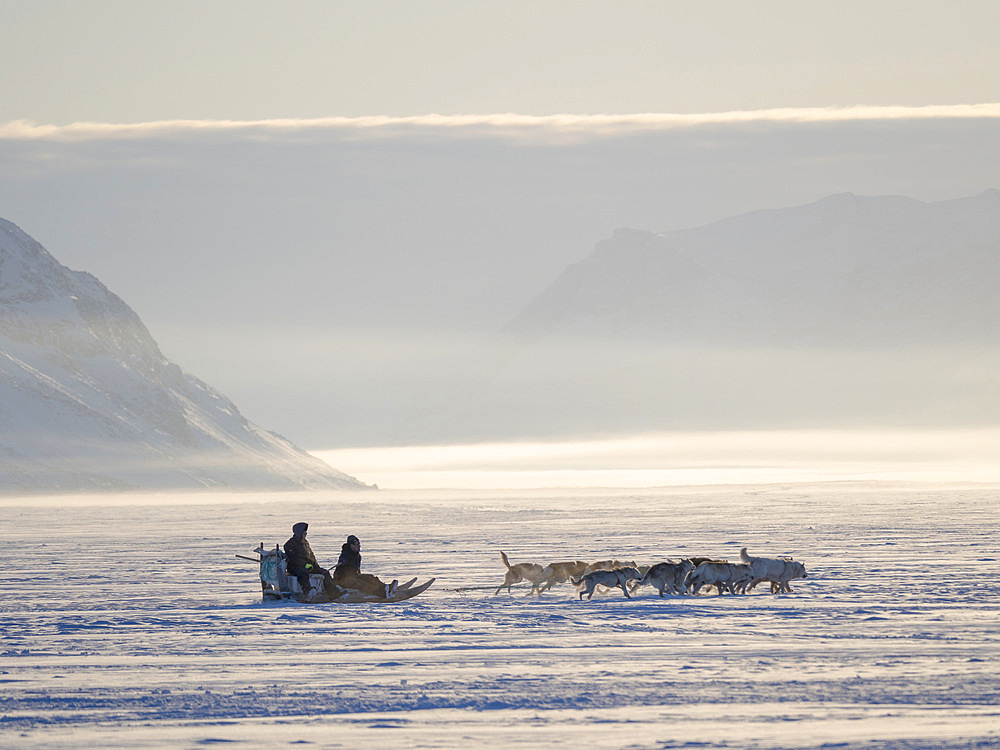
3, 483, 999, 748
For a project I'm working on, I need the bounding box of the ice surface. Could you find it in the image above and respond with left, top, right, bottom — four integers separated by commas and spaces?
2, 483, 998, 748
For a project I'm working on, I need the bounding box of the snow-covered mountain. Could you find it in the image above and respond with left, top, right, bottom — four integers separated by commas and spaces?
0, 218, 369, 493
505, 190, 1000, 347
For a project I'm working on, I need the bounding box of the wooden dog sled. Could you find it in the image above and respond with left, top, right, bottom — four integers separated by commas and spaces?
246, 543, 434, 604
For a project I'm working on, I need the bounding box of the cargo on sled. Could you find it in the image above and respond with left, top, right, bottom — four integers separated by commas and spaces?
247, 543, 434, 603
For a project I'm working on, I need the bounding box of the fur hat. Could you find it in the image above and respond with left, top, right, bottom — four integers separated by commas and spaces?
292, 522, 308, 536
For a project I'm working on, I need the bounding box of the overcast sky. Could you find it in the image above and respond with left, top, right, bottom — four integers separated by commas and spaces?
2, 2, 1000, 449
4, 1, 1000, 123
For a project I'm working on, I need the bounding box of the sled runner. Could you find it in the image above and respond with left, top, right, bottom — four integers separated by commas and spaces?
251, 544, 434, 604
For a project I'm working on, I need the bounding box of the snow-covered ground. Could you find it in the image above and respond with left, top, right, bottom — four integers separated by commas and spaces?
3, 483, 999, 748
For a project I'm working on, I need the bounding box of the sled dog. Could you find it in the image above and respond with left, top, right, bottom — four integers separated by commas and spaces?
584, 559, 638, 575
531, 560, 589, 595
634, 560, 694, 597
770, 559, 807, 593
740, 548, 808, 593
571, 566, 642, 600
685, 561, 754, 595
494, 551, 545, 595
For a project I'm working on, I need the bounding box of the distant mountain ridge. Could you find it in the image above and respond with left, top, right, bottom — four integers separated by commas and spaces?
407, 190, 1000, 443
0, 218, 369, 493
505, 190, 1000, 347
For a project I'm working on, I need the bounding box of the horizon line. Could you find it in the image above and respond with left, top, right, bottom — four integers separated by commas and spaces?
4, 103, 1000, 141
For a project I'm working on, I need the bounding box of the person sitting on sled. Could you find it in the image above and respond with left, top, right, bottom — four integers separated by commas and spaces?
333, 534, 398, 599
283, 522, 341, 599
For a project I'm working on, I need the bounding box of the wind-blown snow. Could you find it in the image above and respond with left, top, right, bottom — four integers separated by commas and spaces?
2, 483, 998, 748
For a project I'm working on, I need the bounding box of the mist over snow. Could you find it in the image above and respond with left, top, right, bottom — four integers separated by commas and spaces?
505, 190, 1000, 346
0, 218, 367, 493
3, 113, 1000, 447
408, 190, 1000, 444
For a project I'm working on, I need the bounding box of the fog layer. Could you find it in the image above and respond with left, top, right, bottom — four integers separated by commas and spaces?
2, 113, 998, 447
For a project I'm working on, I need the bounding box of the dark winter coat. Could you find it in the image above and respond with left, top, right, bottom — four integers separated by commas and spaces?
284, 533, 319, 574
334, 543, 362, 583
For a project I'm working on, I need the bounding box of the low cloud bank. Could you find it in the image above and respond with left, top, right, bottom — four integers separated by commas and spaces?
4, 103, 1000, 141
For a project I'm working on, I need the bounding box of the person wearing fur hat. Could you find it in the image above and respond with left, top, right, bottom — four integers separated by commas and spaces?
334, 535, 398, 599
283, 522, 339, 599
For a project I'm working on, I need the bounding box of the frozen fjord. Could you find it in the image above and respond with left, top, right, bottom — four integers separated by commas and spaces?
2, 483, 999, 748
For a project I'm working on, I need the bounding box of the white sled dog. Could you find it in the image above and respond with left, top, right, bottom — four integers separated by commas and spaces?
740, 548, 808, 593
571, 566, 642, 600
774, 560, 807, 593
495, 551, 545, 595
685, 561, 754, 595
633, 560, 695, 597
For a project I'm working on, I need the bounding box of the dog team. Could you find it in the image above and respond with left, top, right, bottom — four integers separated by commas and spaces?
495, 548, 808, 600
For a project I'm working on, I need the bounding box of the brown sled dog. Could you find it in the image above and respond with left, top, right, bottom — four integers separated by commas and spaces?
494, 551, 545, 595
